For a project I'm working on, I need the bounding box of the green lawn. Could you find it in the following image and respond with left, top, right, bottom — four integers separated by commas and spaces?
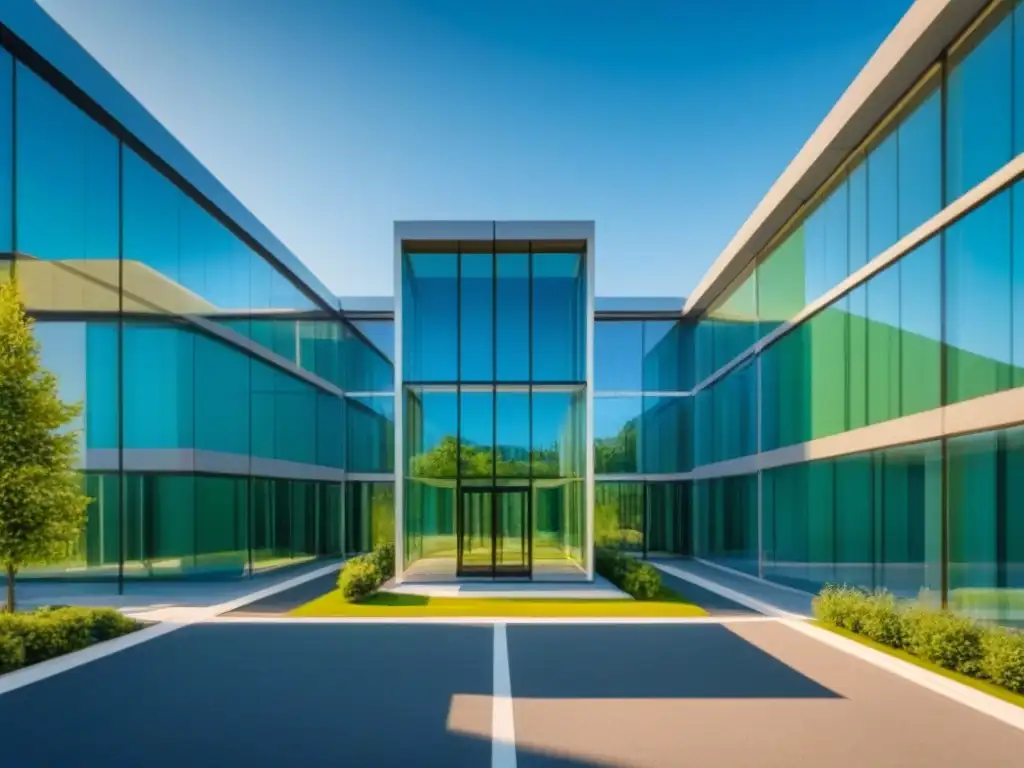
814, 621, 1024, 710
290, 586, 707, 618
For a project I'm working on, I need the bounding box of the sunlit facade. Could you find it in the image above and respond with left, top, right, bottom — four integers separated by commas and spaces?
9, 0, 1024, 620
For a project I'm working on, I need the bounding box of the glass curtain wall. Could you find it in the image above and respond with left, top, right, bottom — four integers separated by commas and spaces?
594, 317, 693, 554
2, 46, 373, 581
401, 241, 587, 578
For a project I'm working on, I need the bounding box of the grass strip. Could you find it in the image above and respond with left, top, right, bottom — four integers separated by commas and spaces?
814, 621, 1024, 710
290, 585, 707, 618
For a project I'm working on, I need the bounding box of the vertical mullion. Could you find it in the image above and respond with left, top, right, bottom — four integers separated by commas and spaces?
939, 51, 950, 609
117, 136, 125, 594
528, 242, 534, 578
456, 244, 462, 576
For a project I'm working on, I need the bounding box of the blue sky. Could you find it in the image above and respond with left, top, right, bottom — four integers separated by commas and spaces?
38, 0, 910, 299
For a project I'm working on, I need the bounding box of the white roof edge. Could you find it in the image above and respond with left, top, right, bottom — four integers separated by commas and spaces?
682, 0, 989, 317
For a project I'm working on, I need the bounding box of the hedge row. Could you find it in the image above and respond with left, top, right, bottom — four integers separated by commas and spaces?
338, 543, 395, 602
814, 585, 1024, 693
595, 548, 661, 600
0, 606, 142, 675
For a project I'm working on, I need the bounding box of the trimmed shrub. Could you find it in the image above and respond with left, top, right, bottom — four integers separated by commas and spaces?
595, 548, 661, 600
902, 608, 984, 675
621, 559, 661, 600
813, 584, 870, 633
369, 543, 395, 582
0, 607, 141, 673
859, 592, 905, 648
981, 629, 1024, 693
339, 556, 382, 603
0, 632, 24, 674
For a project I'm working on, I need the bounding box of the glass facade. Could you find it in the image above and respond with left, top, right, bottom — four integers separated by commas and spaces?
13, 0, 1024, 609
400, 242, 588, 579
594, 318, 693, 555
3, 37, 395, 581
688, 0, 1024, 627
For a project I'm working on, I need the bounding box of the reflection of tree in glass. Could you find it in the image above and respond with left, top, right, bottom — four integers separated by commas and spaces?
410, 435, 565, 478
594, 417, 638, 474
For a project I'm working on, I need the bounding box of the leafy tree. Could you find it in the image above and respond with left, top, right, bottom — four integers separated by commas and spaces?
0, 278, 89, 611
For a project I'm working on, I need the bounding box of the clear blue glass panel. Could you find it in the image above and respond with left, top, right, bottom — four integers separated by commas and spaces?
122, 323, 195, 449
317, 393, 344, 469
532, 253, 584, 382
897, 83, 941, 237
404, 389, 458, 477
643, 320, 686, 392
944, 189, 1013, 403
460, 252, 494, 382
85, 322, 119, 450
0, 51, 11, 253
642, 395, 691, 473
403, 252, 458, 382
867, 131, 898, 261
532, 389, 585, 477
459, 388, 493, 477
595, 320, 642, 391
496, 390, 530, 477
193, 333, 250, 455
346, 395, 394, 472
496, 253, 530, 381
946, 8, 1012, 203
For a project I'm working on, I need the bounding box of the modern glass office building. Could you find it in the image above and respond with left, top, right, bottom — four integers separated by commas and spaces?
7, 0, 1024, 624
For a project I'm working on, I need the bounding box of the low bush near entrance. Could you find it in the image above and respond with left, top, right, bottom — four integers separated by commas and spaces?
0, 606, 142, 675
337, 544, 395, 603
814, 584, 1024, 694
595, 548, 661, 600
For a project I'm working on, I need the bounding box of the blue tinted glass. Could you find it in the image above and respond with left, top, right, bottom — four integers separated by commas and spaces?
944, 189, 1013, 404
532, 252, 584, 382
122, 323, 195, 449
404, 389, 458, 477
496, 390, 530, 476
317, 392, 344, 469
347, 395, 395, 472
946, 8, 1012, 202
532, 389, 585, 477
496, 253, 529, 381
594, 396, 642, 473
643, 320, 686, 392
0, 51, 10, 253
848, 161, 868, 271
194, 332, 250, 455
642, 395, 691, 472
460, 252, 493, 381
403, 252, 458, 382
353, 319, 394, 362
595, 321, 642, 391
867, 132, 898, 260
459, 389, 493, 476
85, 322, 119, 450
897, 83, 941, 237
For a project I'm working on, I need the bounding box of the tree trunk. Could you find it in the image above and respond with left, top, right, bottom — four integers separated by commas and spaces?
5, 565, 14, 613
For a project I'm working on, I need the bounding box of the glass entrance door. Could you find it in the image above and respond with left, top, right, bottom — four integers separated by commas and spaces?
457, 487, 531, 577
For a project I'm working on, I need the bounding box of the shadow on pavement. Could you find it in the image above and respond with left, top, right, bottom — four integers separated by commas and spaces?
226, 570, 340, 615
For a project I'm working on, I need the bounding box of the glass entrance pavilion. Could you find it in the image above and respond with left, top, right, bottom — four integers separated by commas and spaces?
395, 222, 595, 581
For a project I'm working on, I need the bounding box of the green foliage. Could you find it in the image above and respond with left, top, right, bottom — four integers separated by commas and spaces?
0, 606, 140, 673
0, 631, 24, 673
981, 629, 1024, 694
338, 556, 383, 603
858, 592, 906, 648
409, 434, 566, 480
0, 279, 90, 611
813, 584, 870, 632
594, 548, 661, 600
368, 543, 395, 582
814, 585, 1024, 695
902, 608, 984, 675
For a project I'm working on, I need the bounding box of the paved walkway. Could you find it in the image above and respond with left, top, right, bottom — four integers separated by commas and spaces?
3, 558, 1024, 766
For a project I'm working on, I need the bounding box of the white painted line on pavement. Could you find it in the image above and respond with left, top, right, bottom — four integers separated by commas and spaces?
652, 562, 805, 619
0, 560, 343, 697
783, 619, 1024, 733
492, 622, 517, 768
